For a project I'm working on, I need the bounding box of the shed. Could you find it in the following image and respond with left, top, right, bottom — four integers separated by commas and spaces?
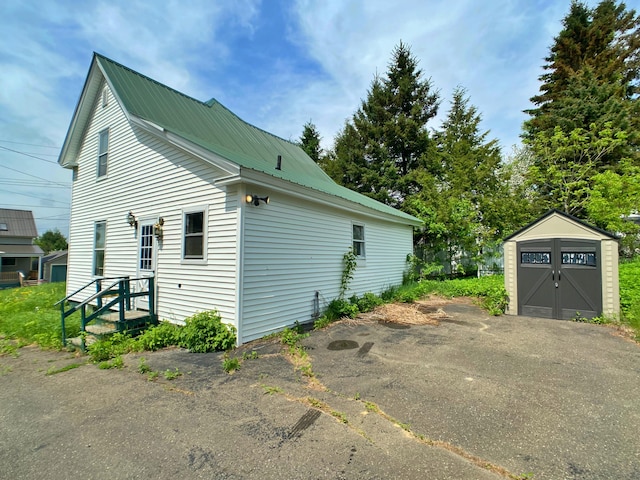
503, 210, 619, 320
41, 250, 68, 283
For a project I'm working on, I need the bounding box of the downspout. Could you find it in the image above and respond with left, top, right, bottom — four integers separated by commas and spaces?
234, 187, 246, 346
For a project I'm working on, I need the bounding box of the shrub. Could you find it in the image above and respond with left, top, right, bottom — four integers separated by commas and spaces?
179, 310, 236, 352
354, 292, 384, 313
325, 298, 359, 320
87, 333, 138, 362
136, 321, 181, 351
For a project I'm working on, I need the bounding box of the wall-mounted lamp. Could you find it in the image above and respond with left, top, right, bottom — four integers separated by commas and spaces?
153, 217, 164, 239
126, 211, 138, 228
245, 194, 270, 206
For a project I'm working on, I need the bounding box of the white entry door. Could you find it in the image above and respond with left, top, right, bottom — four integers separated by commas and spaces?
135, 220, 156, 309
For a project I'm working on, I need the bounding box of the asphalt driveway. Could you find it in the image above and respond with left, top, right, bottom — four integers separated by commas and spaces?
1, 299, 638, 479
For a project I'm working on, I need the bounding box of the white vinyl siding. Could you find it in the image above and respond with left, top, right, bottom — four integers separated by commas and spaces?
240, 193, 413, 343
66, 82, 238, 328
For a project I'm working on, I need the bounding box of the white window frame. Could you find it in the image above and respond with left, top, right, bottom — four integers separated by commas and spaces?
182, 207, 208, 264
352, 223, 365, 258
97, 129, 109, 178
101, 86, 109, 108
93, 220, 106, 277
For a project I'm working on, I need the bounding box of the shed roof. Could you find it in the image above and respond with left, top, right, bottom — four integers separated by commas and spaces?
503, 209, 618, 242
0, 209, 39, 238
59, 53, 420, 225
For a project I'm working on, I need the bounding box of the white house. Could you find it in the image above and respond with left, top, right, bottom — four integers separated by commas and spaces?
58, 53, 422, 344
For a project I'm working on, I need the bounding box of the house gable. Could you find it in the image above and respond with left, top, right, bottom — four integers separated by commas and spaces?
59, 53, 420, 226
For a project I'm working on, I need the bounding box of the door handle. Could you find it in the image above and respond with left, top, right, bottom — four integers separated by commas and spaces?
552, 270, 554, 281
558, 270, 561, 281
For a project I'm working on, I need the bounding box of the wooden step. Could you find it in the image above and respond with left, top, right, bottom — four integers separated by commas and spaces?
85, 323, 118, 335
99, 310, 151, 322
67, 335, 98, 348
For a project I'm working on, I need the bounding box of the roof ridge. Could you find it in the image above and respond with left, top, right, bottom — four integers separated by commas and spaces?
94, 52, 210, 108
97, 53, 300, 148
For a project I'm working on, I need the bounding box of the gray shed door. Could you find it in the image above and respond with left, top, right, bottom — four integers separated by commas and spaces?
517, 239, 601, 319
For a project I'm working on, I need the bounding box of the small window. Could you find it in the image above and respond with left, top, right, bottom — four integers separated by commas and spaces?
93, 221, 106, 276
562, 252, 596, 266
0, 223, 7, 231
97, 129, 109, 178
352, 224, 365, 257
520, 252, 550, 264
102, 87, 109, 107
184, 211, 205, 259
1, 257, 16, 267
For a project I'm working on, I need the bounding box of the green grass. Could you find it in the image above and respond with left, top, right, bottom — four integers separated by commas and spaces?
619, 258, 640, 338
0, 283, 80, 349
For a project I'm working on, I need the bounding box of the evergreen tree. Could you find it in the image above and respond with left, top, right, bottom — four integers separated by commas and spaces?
523, 0, 640, 237
323, 42, 439, 209
524, 0, 640, 141
406, 88, 513, 272
299, 121, 322, 163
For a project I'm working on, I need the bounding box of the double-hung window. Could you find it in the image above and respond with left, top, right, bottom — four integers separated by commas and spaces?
352, 224, 365, 257
93, 221, 106, 276
183, 210, 205, 260
97, 129, 109, 178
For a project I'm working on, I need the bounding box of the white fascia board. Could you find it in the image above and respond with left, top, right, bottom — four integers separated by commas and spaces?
128, 115, 240, 177
58, 61, 104, 168
238, 168, 422, 227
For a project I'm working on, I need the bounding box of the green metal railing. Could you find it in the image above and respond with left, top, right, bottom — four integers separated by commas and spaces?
56, 275, 156, 347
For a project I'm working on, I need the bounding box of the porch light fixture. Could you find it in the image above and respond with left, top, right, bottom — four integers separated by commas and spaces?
126, 211, 138, 228
245, 194, 270, 206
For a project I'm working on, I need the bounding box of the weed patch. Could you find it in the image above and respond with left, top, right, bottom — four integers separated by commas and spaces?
45, 362, 84, 375
222, 355, 240, 373
163, 368, 182, 380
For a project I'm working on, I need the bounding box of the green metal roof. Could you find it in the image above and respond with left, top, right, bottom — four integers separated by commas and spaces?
95, 53, 420, 224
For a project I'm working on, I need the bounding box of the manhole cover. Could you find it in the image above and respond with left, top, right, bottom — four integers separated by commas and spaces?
327, 340, 359, 351
378, 321, 411, 330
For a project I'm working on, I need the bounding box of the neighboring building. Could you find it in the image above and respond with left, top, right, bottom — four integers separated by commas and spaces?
58, 53, 421, 344
0, 209, 43, 287
41, 250, 68, 283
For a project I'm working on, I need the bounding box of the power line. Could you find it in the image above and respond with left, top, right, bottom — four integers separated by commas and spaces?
0, 164, 69, 187
0, 204, 69, 209
0, 139, 60, 149
0, 145, 59, 164
0, 180, 70, 189
2, 189, 69, 206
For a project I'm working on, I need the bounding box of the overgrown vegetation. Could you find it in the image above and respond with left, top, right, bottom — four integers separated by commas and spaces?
0, 283, 80, 349
619, 258, 640, 338
178, 310, 236, 353
314, 275, 508, 330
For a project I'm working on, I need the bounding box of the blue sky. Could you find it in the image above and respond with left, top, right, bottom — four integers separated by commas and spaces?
1, 0, 631, 237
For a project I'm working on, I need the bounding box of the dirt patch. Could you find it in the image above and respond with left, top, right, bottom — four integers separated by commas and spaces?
356, 295, 461, 326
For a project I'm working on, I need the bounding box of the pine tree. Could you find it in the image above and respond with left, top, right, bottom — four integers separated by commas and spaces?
299, 121, 322, 163
323, 42, 439, 209
523, 0, 640, 230
524, 0, 640, 141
